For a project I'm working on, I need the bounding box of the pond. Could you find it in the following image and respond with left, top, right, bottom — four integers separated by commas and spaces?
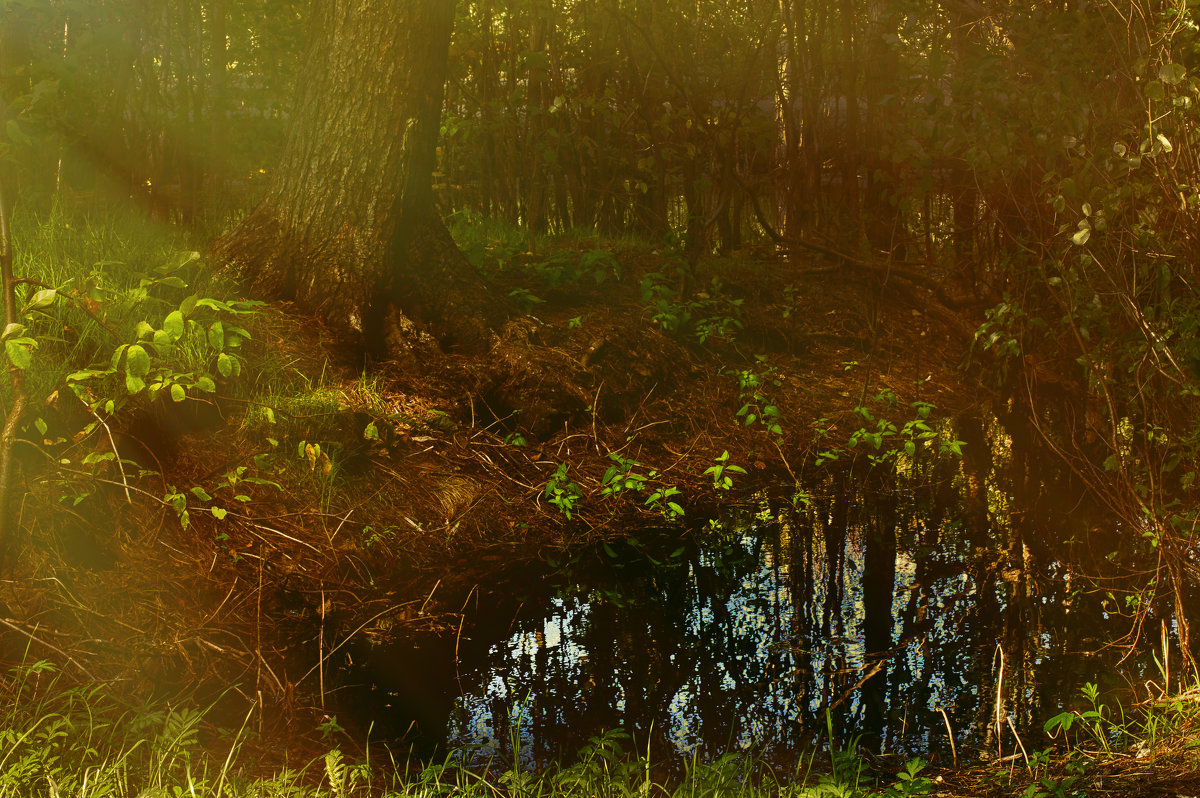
344, 446, 1171, 770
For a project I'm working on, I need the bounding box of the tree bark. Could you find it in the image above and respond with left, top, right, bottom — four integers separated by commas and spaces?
212, 0, 504, 355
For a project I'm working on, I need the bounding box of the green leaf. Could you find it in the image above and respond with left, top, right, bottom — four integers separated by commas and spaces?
1146, 80, 1166, 101
152, 329, 174, 353
163, 310, 185, 340
1044, 712, 1076, 734
196, 297, 232, 313
125, 344, 151, 378
208, 321, 225, 351
125, 373, 146, 394
170, 383, 186, 402
195, 376, 216, 393
1071, 227, 1091, 246
2, 322, 25, 340
217, 352, 233, 378
24, 288, 57, 312
1159, 63, 1187, 85
190, 486, 213, 502
34, 417, 47, 436
5, 339, 31, 370
135, 321, 155, 340
179, 294, 199, 316
211, 507, 228, 520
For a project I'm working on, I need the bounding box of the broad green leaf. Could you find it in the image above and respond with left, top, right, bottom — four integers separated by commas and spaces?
24, 288, 57, 312
1159, 63, 1187, 85
135, 321, 155, 340
1071, 227, 1091, 246
2, 322, 25, 340
152, 329, 174, 353
217, 352, 233, 378
5, 339, 30, 370
1146, 80, 1166, 101
196, 376, 216, 393
67, 368, 113, 382
208, 321, 224, 351
111, 344, 128, 369
190, 486, 213, 502
196, 297, 232, 313
125, 344, 151, 378
163, 310, 185, 340
170, 383, 186, 402
1044, 712, 1076, 733
125, 373, 146, 394
1157, 133, 1173, 153
211, 507, 228, 520
180, 294, 199, 316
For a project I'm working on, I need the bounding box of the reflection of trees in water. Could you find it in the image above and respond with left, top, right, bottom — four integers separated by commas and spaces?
442, 449, 1139, 767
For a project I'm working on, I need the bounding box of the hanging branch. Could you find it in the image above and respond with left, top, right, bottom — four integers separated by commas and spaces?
0, 168, 26, 573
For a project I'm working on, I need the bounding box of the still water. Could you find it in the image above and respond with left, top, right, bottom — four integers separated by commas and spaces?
354, 461, 1162, 768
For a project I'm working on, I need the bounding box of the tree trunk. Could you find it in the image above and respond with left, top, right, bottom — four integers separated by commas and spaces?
212, 0, 504, 355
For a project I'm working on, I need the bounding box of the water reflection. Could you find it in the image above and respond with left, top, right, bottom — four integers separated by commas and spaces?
440, 465, 1155, 768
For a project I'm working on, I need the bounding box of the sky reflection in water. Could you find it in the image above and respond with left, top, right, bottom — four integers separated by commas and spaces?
444, 474, 1147, 768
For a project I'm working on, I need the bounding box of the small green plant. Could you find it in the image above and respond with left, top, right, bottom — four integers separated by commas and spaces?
361, 525, 397, 547
847, 401, 899, 463
882, 758, 934, 797
531, 247, 621, 287
545, 462, 583, 519
644, 482, 684, 520
600, 452, 648, 497
734, 358, 784, 440
1043, 681, 1118, 755
508, 286, 545, 310
705, 450, 746, 491
640, 269, 743, 343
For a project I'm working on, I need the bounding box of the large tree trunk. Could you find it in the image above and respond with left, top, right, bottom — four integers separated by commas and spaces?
212, 0, 504, 355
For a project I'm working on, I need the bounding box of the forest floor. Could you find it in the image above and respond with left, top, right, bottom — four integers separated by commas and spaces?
6, 229, 1199, 796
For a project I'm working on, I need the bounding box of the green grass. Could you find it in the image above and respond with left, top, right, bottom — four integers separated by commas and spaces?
0, 654, 927, 798
16, 651, 1195, 798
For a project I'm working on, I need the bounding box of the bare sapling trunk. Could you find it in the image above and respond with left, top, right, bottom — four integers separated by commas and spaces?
0, 170, 27, 572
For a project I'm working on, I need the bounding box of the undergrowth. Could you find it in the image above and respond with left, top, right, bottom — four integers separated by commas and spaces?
6, 652, 1200, 797
0, 656, 927, 798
